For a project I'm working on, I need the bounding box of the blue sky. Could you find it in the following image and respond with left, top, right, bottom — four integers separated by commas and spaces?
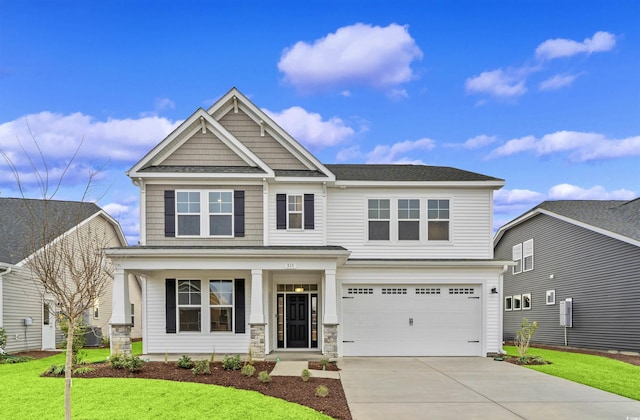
1, 1, 638, 244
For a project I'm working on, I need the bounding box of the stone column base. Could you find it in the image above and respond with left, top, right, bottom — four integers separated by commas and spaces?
323, 323, 338, 359
110, 324, 132, 356
249, 323, 266, 360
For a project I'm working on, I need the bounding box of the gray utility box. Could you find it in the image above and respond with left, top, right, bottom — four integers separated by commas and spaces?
559, 298, 573, 327
83, 326, 103, 347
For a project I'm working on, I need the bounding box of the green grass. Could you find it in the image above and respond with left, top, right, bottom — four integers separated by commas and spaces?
505, 345, 640, 401
0, 342, 331, 419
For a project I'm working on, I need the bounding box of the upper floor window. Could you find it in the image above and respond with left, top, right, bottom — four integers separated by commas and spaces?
288, 195, 303, 229
368, 199, 390, 241
209, 192, 233, 236
176, 190, 234, 237
427, 199, 449, 241
398, 199, 420, 241
177, 191, 201, 236
512, 243, 522, 274
512, 239, 533, 274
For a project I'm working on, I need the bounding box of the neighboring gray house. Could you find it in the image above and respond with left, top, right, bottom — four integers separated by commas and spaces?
0, 198, 141, 353
494, 199, 640, 353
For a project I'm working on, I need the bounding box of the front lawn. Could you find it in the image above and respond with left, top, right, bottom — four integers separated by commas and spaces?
504, 345, 640, 401
0, 343, 331, 419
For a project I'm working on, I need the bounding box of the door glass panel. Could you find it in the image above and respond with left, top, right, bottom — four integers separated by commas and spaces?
43, 303, 50, 325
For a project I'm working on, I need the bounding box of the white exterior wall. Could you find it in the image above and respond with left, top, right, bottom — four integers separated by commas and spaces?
336, 265, 502, 356
327, 187, 494, 259
144, 271, 251, 354
268, 184, 325, 246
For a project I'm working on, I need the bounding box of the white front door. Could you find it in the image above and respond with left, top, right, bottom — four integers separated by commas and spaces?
42, 300, 56, 350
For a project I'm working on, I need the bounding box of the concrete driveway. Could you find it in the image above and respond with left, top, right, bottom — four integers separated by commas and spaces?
339, 357, 640, 420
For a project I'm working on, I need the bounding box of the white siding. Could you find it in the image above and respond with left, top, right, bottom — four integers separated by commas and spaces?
268, 184, 325, 246
145, 272, 250, 354
327, 187, 493, 259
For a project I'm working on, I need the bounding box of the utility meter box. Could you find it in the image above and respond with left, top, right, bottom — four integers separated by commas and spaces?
559, 298, 573, 327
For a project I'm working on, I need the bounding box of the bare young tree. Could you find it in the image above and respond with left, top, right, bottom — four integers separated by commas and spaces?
1, 134, 112, 420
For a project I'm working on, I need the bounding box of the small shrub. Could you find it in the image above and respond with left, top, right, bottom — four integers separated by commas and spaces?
315, 384, 329, 397
241, 364, 256, 377
59, 319, 87, 366
73, 366, 95, 376
532, 355, 547, 365
101, 336, 110, 348
319, 357, 330, 370
222, 354, 242, 370
1, 355, 32, 364
515, 318, 539, 358
126, 356, 144, 372
176, 355, 194, 369
110, 354, 143, 372
0, 327, 7, 353
191, 359, 211, 375
109, 354, 126, 369
301, 368, 312, 382
258, 370, 271, 383
164, 352, 169, 365
209, 348, 216, 364
44, 364, 65, 376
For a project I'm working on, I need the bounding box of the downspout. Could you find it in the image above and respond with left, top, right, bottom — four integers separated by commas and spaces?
499, 264, 508, 355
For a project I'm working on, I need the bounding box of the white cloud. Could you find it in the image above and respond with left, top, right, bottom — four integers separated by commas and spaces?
387, 88, 409, 100
465, 69, 527, 98
463, 134, 496, 149
264, 106, 355, 149
548, 184, 636, 200
278, 23, 423, 92
366, 138, 435, 163
336, 145, 363, 162
493, 188, 546, 214
487, 130, 640, 162
539, 73, 580, 91
535, 31, 616, 61
155, 97, 176, 111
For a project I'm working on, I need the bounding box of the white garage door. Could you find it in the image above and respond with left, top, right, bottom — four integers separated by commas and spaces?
342, 285, 482, 356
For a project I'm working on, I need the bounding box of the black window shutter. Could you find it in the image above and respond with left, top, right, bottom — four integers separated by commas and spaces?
304, 194, 314, 230
276, 194, 286, 229
164, 190, 176, 237
234, 190, 245, 237
165, 279, 176, 334
234, 279, 246, 333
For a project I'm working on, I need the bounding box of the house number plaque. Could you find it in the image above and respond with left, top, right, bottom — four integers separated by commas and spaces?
285, 263, 297, 269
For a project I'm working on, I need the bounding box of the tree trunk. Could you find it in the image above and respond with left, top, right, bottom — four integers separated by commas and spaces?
65, 321, 74, 420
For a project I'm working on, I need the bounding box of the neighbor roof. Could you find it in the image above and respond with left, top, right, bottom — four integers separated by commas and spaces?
325, 164, 503, 182
0, 198, 101, 265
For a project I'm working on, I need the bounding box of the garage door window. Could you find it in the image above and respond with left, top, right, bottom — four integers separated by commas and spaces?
368, 199, 390, 240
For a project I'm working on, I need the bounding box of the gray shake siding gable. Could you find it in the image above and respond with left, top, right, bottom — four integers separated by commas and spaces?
160, 132, 248, 167
496, 213, 640, 352
146, 184, 263, 245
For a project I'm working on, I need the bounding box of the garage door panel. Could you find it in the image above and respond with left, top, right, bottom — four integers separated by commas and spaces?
342, 284, 481, 356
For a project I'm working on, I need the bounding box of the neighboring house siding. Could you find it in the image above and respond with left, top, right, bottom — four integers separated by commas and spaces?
218, 110, 308, 170
327, 187, 493, 259
268, 184, 325, 246
145, 184, 263, 245
497, 214, 640, 352
2, 267, 42, 353
144, 274, 250, 354
159, 131, 248, 167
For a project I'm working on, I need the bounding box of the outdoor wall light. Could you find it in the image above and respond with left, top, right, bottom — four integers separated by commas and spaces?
490, 287, 498, 294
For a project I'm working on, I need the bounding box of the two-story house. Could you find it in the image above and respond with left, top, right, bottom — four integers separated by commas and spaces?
106, 88, 510, 358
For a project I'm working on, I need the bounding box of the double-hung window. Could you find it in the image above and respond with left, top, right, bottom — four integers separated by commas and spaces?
209, 191, 233, 236
178, 280, 201, 332
209, 280, 233, 332
512, 243, 523, 274
427, 199, 450, 241
523, 239, 534, 271
177, 192, 201, 236
288, 195, 303, 229
368, 199, 390, 240
398, 199, 420, 241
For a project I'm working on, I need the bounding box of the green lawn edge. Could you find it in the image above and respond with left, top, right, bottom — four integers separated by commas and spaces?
0, 342, 332, 420
504, 345, 640, 401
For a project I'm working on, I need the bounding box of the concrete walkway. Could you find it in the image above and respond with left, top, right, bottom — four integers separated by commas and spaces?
338, 357, 640, 420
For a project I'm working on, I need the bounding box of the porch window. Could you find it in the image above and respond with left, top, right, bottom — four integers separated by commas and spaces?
427, 199, 449, 241
288, 195, 303, 229
368, 199, 390, 240
178, 280, 201, 332
177, 192, 201, 236
398, 199, 420, 240
210, 280, 233, 332
208, 191, 233, 236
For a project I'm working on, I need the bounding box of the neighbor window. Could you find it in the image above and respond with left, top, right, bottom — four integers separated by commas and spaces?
208, 191, 233, 236
209, 280, 233, 332
288, 195, 303, 229
523, 239, 534, 271
93, 299, 99, 319
177, 191, 201, 236
398, 199, 420, 241
504, 296, 513, 311
522, 293, 531, 310
513, 294, 522, 310
427, 199, 450, 241
546, 290, 556, 305
178, 280, 201, 332
368, 199, 390, 240
512, 243, 522, 274
130, 303, 135, 327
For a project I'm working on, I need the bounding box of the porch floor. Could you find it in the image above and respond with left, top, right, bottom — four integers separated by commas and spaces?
265, 350, 324, 361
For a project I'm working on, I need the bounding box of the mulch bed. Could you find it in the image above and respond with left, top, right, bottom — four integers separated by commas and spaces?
41, 360, 351, 420
504, 343, 640, 366
308, 361, 340, 371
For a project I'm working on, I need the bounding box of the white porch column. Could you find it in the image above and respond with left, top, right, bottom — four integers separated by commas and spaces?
109, 268, 132, 355
323, 269, 338, 324
249, 269, 264, 324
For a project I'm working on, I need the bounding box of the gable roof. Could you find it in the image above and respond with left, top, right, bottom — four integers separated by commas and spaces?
0, 198, 123, 265
494, 198, 640, 247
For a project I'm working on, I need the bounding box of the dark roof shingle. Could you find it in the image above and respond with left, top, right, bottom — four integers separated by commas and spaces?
325, 164, 502, 182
